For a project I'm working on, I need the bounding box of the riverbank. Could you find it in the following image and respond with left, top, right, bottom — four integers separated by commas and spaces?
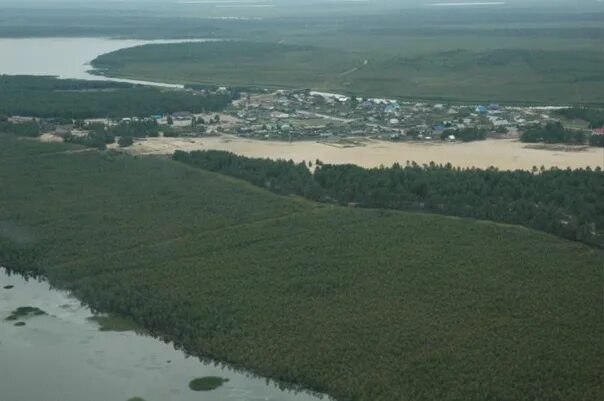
0, 37, 217, 88
124, 135, 604, 171
0, 268, 323, 401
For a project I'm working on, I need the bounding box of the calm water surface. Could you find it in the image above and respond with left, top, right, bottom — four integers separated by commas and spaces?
0, 37, 212, 87
0, 268, 326, 401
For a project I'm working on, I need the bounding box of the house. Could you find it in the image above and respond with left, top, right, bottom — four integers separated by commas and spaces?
54, 125, 73, 137
270, 111, 290, 119
172, 112, 194, 121
592, 128, 604, 135
384, 103, 400, 114
475, 106, 488, 114
8, 116, 35, 123
361, 100, 374, 109
433, 124, 446, 133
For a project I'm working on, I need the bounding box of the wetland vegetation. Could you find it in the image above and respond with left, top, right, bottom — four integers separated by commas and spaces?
0, 267, 318, 401
1, 135, 602, 401
189, 377, 230, 391
88, 314, 147, 333
1, 2, 602, 400
4, 306, 47, 321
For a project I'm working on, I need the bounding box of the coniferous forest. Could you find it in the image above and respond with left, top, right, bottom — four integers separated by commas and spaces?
1, 136, 602, 401
174, 150, 604, 247
0, 76, 235, 119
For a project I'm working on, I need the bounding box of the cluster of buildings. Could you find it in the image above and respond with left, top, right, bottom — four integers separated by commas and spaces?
223, 89, 559, 142
18, 87, 598, 145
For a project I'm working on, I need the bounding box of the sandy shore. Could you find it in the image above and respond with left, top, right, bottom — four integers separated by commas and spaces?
126, 135, 603, 171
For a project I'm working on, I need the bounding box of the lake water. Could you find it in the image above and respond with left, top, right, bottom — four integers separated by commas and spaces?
0, 267, 326, 401
0, 37, 212, 87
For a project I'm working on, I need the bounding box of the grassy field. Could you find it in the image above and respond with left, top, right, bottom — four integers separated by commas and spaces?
1, 4, 601, 104
91, 42, 604, 105
93, 42, 363, 91
1, 135, 602, 401
89, 7, 604, 105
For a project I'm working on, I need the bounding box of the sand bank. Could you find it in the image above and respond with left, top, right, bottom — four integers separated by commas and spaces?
127, 135, 603, 171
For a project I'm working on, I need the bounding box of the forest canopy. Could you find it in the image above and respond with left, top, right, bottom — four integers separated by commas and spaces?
520, 122, 589, 145
174, 150, 604, 247
0, 75, 235, 119
1, 135, 602, 401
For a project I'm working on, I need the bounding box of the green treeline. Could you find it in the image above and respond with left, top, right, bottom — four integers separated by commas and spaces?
104, 120, 160, 138
174, 150, 604, 247
1, 136, 602, 401
440, 127, 487, 142
0, 76, 234, 119
63, 120, 163, 149
555, 107, 604, 129
173, 150, 321, 198
520, 122, 589, 145
0, 120, 41, 137
589, 135, 604, 147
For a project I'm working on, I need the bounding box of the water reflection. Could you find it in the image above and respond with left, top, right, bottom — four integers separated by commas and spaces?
0, 267, 326, 401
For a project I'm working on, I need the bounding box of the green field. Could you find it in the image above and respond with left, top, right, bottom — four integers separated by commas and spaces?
89, 7, 604, 105
93, 42, 362, 91
91, 41, 604, 105
1, 135, 602, 401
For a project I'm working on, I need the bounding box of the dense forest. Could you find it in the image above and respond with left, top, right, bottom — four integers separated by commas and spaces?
0, 119, 41, 137
520, 122, 591, 145
555, 107, 604, 129
174, 150, 604, 247
1, 135, 602, 401
0, 76, 235, 119
440, 127, 487, 142
589, 134, 604, 147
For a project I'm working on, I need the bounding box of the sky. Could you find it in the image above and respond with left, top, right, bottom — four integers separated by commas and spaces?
0, 0, 601, 12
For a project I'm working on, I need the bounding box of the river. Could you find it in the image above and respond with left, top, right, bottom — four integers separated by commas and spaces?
0, 267, 326, 401
0, 37, 213, 88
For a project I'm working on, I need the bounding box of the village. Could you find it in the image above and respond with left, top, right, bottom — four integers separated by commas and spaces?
12, 86, 585, 148
224, 89, 561, 142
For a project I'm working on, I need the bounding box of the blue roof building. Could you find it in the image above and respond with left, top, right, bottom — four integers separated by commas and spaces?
434, 124, 446, 133
384, 103, 400, 114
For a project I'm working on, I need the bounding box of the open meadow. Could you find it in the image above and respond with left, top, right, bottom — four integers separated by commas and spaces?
1, 135, 602, 401
90, 7, 604, 104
